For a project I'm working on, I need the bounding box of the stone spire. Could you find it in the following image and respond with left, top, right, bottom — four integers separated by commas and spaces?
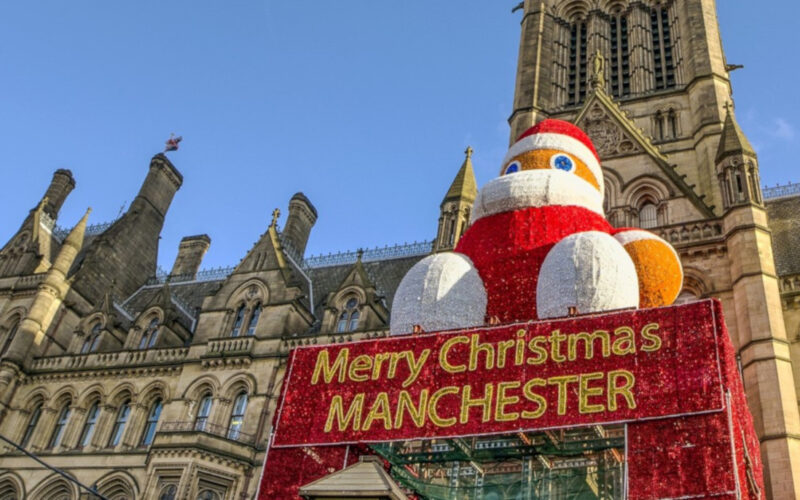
442, 146, 478, 204
52, 208, 90, 276
715, 103, 756, 164
435, 147, 478, 252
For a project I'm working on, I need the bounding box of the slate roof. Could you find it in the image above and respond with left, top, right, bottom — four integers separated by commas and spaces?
767, 195, 800, 276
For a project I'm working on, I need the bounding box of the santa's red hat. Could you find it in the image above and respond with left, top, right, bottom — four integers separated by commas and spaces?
502, 119, 603, 191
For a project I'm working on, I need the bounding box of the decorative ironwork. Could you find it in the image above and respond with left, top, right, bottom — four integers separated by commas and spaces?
763, 182, 800, 200
148, 266, 236, 285
52, 219, 118, 242
303, 240, 433, 269
159, 420, 257, 446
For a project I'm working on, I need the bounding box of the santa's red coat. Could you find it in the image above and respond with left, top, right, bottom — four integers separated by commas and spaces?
456, 205, 613, 323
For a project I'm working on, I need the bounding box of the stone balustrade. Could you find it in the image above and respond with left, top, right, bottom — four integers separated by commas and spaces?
30, 347, 189, 372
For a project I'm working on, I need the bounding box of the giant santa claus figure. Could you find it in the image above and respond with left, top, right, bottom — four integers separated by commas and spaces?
391, 119, 683, 334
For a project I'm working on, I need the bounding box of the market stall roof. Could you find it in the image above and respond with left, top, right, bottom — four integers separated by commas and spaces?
299, 455, 407, 500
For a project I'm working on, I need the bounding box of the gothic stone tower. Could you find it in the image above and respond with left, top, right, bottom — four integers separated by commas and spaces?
510, 0, 800, 496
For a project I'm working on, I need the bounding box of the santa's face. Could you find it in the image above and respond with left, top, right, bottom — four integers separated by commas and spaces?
501, 149, 600, 190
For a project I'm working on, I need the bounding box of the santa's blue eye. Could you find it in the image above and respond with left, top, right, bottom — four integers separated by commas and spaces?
504, 161, 521, 175
550, 154, 574, 172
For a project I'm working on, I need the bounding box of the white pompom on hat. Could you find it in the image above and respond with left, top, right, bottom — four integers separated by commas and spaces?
390, 252, 487, 335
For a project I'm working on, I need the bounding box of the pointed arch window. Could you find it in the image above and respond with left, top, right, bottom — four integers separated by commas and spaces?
246, 304, 261, 336
227, 392, 248, 440
159, 486, 178, 500
81, 323, 102, 354
639, 203, 658, 229
20, 402, 42, 447
0, 319, 18, 357
337, 298, 360, 333
230, 305, 245, 337
139, 318, 160, 350
108, 400, 131, 447
568, 21, 588, 105
141, 398, 163, 446
652, 7, 676, 90
194, 394, 213, 431
78, 402, 100, 447
48, 403, 71, 448
610, 13, 630, 97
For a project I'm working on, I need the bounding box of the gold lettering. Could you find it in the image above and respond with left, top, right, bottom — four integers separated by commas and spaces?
469, 335, 495, 371
402, 349, 430, 388
348, 354, 372, 382
567, 330, 611, 361
611, 326, 636, 356
362, 392, 392, 431
394, 390, 429, 429
324, 393, 364, 432
640, 323, 662, 352
550, 330, 567, 363
607, 370, 636, 411
428, 387, 459, 427
526, 337, 548, 365
579, 372, 605, 414
440, 336, 469, 373
515, 329, 527, 366
371, 352, 392, 380
522, 378, 547, 419
497, 340, 515, 369
311, 348, 348, 385
460, 383, 494, 424
549, 375, 579, 415
495, 381, 521, 422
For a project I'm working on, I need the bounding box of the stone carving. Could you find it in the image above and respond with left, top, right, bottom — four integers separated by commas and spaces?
579, 104, 641, 158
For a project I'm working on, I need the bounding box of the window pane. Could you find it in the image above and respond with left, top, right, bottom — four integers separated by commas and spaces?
639, 203, 658, 229
79, 403, 100, 447
141, 399, 163, 446
230, 306, 245, 337
246, 305, 261, 336
109, 401, 130, 447
195, 396, 213, 431
228, 393, 248, 440
48, 405, 71, 448
21, 404, 42, 447
348, 310, 360, 332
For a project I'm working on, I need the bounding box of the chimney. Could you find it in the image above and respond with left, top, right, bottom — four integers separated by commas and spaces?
282, 192, 318, 256
129, 154, 183, 217
170, 234, 211, 278
42, 169, 76, 218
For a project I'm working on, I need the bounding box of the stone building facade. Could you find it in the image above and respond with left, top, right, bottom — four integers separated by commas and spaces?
0, 0, 799, 498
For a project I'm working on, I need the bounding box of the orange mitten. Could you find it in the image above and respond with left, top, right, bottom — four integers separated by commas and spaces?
613, 229, 683, 308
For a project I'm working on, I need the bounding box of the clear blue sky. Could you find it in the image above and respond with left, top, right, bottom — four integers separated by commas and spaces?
0, 2, 796, 271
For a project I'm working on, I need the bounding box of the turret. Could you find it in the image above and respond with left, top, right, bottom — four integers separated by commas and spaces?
434, 147, 478, 252
129, 154, 183, 217
281, 192, 318, 257
716, 104, 762, 209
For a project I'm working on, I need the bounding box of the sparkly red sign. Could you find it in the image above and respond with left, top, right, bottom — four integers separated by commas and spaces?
272, 300, 725, 447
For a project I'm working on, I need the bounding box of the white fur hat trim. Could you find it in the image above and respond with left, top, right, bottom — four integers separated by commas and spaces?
502, 133, 603, 191
472, 169, 605, 223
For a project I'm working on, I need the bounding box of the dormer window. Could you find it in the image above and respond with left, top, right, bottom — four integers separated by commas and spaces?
139, 318, 160, 350
337, 298, 360, 333
230, 306, 245, 337
81, 323, 102, 354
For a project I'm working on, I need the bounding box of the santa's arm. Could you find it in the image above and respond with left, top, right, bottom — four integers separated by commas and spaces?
611, 228, 684, 308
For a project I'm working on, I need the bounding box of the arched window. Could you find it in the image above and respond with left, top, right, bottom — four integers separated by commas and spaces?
197, 490, 220, 500
0, 319, 18, 357
78, 402, 100, 447
230, 305, 245, 337
48, 403, 71, 448
227, 392, 248, 440
337, 298, 360, 333
108, 400, 131, 447
568, 21, 589, 105
668, 109, 678, 138
194, 394, 213, 431
139, 318, 160, 350
246, 304, 261, 336
140, 398, 163, 446
159, 485, 177, 500
651, 6, 676, 90
655, 111, 665, 140
81, 323, 102, 354
639, 203, 658, 229
20, 402, 42, 447
610, 13, 630, 97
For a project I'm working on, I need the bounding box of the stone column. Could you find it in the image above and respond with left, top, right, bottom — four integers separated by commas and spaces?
724, 204, 800, 498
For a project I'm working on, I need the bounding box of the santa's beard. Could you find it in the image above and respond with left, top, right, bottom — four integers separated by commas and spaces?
472, 169, 604, 223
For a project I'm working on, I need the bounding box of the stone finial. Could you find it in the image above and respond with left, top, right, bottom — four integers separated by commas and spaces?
271, 208, 280, 228
591, 50, 605, 90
